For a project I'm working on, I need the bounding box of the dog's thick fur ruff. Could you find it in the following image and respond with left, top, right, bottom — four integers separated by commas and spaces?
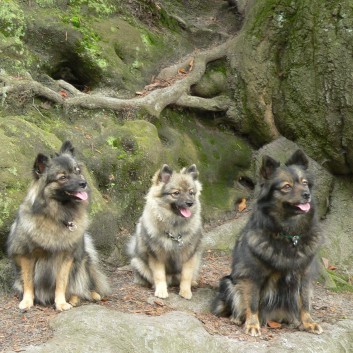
7, 141, 110, 311
128, 164, 203, 299
211, 150, 324, 336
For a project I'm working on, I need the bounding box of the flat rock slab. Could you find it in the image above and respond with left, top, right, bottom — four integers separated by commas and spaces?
15, 305, 353, 353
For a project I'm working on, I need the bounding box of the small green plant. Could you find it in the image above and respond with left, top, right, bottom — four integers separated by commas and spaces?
107, 136, 119, 149
70, 15, 81, 28
327, 270, 353, 293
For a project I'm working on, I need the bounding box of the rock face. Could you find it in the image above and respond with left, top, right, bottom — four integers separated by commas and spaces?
12, 303, 353, 353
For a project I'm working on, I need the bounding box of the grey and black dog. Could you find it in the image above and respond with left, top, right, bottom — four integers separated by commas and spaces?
7, 141, 110, 311
128, 164, 203, 300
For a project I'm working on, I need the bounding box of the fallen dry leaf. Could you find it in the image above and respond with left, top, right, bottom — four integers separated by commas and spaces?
267, 320, 282, 329
178, 68, 187, 74
59, 90, 68, 98
188, 58, 194, 71
238, 198, 247, 212
154, 300, 165, 307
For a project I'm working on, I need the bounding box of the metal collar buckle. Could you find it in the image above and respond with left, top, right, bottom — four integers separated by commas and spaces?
67, 221, 77, 232
166, 232, 184, 246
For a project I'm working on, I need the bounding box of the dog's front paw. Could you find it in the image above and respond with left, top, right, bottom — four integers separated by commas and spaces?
55, 301, 73, 311
230, 316, 243, 326
90, 291, 101, 301
19, 298, 34, 311
245, 322, 261, 337
302, 321, 323, 335
154, 284, 168, 298
179, 287, 192, 300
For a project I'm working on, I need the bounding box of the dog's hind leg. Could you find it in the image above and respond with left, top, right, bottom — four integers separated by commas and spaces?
68, 295, 80, 307
90, 291, 101, 301
17, 255, 35, 310
131, 257, 153, 285
55, 255, 73, 311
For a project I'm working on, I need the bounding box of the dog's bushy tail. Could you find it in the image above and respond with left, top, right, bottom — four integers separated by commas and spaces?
84, 234, 111, 296
211, 275, 234, 317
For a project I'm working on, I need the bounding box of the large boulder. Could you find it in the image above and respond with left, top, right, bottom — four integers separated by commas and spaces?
14, 305, 353, 353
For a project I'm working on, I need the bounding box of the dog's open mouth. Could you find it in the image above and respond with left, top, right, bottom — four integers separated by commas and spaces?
65, 191, 88, 201
179, 208, 192, 218
295, 202, 311, 213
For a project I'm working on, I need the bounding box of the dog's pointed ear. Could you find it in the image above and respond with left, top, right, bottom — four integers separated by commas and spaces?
152, 164, 173, 185
183, 164, 199, 180
260, 155, 280, 179
33, 153, 49, 179
158, 164, 173, 184
285, 150, 309, 170
59, 141, 75, 156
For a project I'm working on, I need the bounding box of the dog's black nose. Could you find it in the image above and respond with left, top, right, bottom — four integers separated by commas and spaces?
303, 191, 310, 200
79, 181, 87, 189
186, 201, 194, 208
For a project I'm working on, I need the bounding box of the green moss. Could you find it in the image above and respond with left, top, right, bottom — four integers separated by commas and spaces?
0, 1, 25, 39
33, 0, 56, 7
248, 0, 297, 39
67, 0, 115, 17
158, 7, 180, 31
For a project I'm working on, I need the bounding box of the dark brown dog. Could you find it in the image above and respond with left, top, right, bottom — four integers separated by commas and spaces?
212, 150, 323, 336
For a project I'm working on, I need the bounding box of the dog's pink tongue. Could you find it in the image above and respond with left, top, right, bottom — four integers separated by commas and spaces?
74, 191, 88, 201
297, 203, 310, 212
180, 208, 192, 218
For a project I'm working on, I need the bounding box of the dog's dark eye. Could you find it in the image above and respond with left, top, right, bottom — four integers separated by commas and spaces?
281, 184, 292, 192
172, 191, 180, 197
189, 190, 195, 196
302, 180, 308, 186
59, 175, 67, 181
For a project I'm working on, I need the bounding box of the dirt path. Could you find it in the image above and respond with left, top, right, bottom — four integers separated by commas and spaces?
1, 250, 353, 353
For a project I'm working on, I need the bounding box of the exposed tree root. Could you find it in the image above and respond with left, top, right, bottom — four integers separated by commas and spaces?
0, 38, 235, 117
